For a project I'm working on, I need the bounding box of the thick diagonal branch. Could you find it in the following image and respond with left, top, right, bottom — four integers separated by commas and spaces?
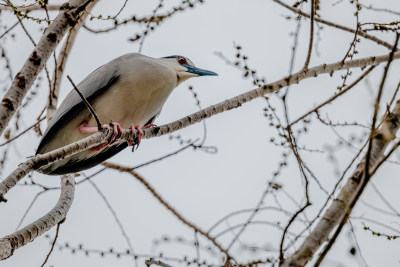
0, 174, 75, 260
47, 0, 98, 121
0, 0, 93, 136
281, 100, 400, 267
0, 129, 113, 201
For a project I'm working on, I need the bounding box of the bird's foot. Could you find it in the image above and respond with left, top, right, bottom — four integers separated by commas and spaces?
127, 124, 144, 151
82, 122, 122, 152
104, 122, 122, 145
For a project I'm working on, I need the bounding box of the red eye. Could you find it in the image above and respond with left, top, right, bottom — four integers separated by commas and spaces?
178, 57, 186, 64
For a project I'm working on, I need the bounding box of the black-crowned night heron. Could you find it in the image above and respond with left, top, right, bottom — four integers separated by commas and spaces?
36, 53, 217, 175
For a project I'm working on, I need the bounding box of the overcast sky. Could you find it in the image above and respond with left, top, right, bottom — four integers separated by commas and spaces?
1, 0, 400, 266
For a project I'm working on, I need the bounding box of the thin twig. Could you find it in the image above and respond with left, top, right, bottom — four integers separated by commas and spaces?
272, 0, 395, 50
16, 191, 46, 230
102, 161, 234, 261
0, 21, 18, 39
348, 220, 369, 267
303, 0, 315, 70
370, 182, 400, 216
360, 4, 400, 16
67, 75, 102, 128
131, 140, 198, 169
86, 179, 135, 257
0, 117, 45, 147
145, 258, 173, 267
290, 65, 375, 126
138, 0, 164, 53
41, 219, 64, 267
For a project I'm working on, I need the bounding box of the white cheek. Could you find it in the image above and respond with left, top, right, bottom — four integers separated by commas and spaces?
177, 71, 197, 84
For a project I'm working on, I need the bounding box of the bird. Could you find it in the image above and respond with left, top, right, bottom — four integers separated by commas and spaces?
36, 53, 217, 175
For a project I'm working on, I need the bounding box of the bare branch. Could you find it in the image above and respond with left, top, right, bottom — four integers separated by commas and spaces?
0, 128, 113, 201
0, 175, 75, 260
145, 259, 173, 267
1, 49, 399, 201
313, 34, 399, 267
47, 0, 98, 121
0, 4, 61, 12
281, 99, 400, 266
303, 0, 315, 70
40, 219, 63, 267
0, 116, 45, 147
0, 0, 93, 136
272, 0, 396, 50
102, 161, 233, 261
289, 65, 376, 126
67, 75, 102, 128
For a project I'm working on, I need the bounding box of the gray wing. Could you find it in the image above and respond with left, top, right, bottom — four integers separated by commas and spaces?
36, 58, 122, 154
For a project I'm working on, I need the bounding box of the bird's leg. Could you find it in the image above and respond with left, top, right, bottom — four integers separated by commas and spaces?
79, 120, 99, 133
143, 123, 156, 129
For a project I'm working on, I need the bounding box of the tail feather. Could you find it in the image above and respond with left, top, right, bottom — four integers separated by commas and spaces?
39, 143, 128, 175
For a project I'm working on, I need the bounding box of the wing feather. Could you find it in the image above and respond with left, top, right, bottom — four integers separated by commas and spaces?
36, 58, 123, 154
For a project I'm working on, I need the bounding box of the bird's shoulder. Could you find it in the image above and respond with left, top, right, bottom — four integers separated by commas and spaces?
37, 57, 123, 154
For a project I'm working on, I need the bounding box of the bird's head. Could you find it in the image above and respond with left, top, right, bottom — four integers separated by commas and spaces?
161, 55, 218, 84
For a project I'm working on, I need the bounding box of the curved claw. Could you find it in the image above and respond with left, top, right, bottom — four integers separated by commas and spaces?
88, 122, 121, 152
107, 122, 122, 144
127, 124, 144, 151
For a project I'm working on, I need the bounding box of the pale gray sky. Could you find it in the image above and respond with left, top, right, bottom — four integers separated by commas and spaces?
1, 0, 400, 266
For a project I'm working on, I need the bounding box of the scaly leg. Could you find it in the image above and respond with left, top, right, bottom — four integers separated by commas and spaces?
143, 123, 156, 129
79, 120, 98, 133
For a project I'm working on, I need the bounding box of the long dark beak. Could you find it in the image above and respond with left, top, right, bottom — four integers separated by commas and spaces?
186, 65, 218, 76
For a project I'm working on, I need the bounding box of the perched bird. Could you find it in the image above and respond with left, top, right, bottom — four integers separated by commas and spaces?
36, 53, 217, 175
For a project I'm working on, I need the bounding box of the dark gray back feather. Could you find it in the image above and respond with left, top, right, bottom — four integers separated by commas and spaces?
36, 56, 128, 154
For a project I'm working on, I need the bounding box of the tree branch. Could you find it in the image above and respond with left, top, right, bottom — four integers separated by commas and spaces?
302, 0, 315, 70
47, 0, 98, 121
0, 174, 75, 260
0, 128, 113, 201
0, 0, 93, 136
272, 0, 396, 51
281, 99, 400, 267
312, 33, 399, 267
40, 219, 63, 267
0, 4, 61, 12
1, 49, 399, 201
102, 161, 233, 261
